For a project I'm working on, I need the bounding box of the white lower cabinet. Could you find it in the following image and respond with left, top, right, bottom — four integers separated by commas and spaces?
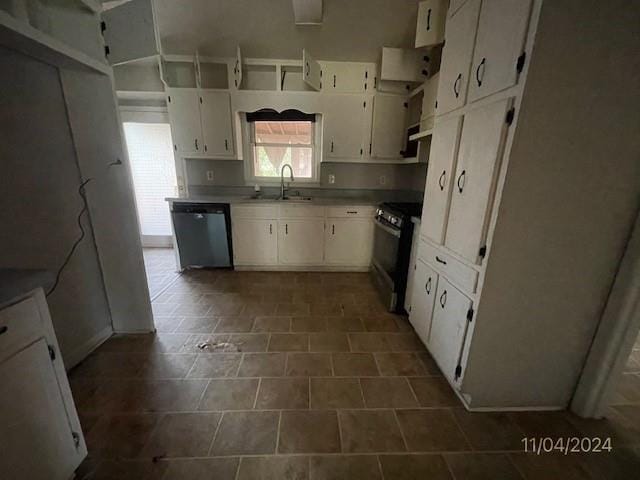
428, 277, 473, 383
324, 218, 373, 266
232, 218, 277, 265
0, 292, 86, 480
409, 259, 439, 345
278, 218, 325, 265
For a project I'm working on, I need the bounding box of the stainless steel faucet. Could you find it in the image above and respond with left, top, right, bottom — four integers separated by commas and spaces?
280, 164, 294, 199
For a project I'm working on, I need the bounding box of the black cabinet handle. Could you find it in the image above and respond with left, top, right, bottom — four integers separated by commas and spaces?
332, 224, 335, 235
454, 73, 462, 98
333, 75, 336, 88
427, 8, 432, 30
435, 256, 447, 265
346, 211, 358, 214
269, 223, 272, 234
330, 141, 334, 153
0, 325, 7, 335
224, 139, 228, 151
457, 170, 466, 193
438, 170, 446, 191
195, 139, 198, 150
425, 277, 432, 294
306, 62, 310, 76
476, 57, 486, 87
439, 290, 447, 308
285, 223, 288, 235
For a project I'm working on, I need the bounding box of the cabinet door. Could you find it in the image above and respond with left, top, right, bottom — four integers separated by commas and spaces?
420, 116, 463, 244
167, 89, 202, 154
232, 218, 277, 265
371, 94, 407, 159
421, 72, 439, 128
323, 94, 369, 159
322, 62, 369, 93
303, 49, 322, 91
409, 260, 439, 345
415, 0, 447, 48
279, 219, 325, 265
233, 45, 243, 88
0, 339, 81, 480
468, 0, 532, 102
200, 91, 234, 157
428, 277, 472, 382
325, 219, 373, 266
102, 0, 158, 65
404, 226, 421, 313
445, 98, 511, 263
435, 0, 481, 115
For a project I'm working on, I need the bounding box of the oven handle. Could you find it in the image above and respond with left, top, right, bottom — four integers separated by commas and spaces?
374, 217, 401, 238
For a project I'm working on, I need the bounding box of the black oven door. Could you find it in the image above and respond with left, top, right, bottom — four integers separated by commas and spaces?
371, 216, 401, 311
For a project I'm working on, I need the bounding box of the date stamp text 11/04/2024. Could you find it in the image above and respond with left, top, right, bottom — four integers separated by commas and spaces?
522, 437, 613, 455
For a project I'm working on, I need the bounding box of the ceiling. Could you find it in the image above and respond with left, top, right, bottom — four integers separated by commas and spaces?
152, 0, 422, 62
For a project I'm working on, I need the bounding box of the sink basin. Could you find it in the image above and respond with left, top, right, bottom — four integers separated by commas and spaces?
246, 194, 312, 202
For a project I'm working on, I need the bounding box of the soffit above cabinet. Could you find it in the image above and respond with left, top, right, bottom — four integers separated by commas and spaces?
153, 0, 422, 62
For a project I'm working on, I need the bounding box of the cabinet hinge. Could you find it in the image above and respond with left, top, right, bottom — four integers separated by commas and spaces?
403, 102, 409, 108
100, 21, 106, 34
454, 364, 462, 379
48, 344, 56, 361
478, 245, 487, 258
365, 71, 368, 79
199, 97, 203, 104
320, 69, 323, 78
516, 52, 526, 74
505, 107, 515, 125
104, 45, 110, 57
374, 77, 377, 89
360, 148, 363, 155
466, 308, 474, 322
363, 101, 366, 108
72, 431, 80, 449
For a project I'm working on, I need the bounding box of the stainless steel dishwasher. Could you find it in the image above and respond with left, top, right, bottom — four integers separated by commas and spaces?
171, 203, 233, 269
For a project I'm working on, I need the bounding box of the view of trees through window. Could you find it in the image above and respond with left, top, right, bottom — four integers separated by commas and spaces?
253, 121, 314, 178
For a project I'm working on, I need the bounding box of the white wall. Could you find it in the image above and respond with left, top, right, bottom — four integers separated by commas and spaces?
461, 0, 640, 408
0, 47, 112, 364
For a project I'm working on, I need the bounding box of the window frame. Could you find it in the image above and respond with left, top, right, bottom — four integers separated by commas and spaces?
243, 114, 321, 185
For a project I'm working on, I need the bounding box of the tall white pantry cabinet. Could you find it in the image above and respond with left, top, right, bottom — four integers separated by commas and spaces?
409, 0, 640, 410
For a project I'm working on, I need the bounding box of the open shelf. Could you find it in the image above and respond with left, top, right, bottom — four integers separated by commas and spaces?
409, 129, 433, 141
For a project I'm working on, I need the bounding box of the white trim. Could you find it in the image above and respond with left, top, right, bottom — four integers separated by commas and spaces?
571, 210, 640, 418
63, 325, 113, 370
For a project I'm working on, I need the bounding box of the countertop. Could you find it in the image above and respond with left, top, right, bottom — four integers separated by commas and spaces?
0, 268, 55, 306
165, 195, 382, 206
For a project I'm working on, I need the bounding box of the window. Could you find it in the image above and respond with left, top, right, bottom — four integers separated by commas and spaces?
247, 115, 318, 183
123, 122, 177, 239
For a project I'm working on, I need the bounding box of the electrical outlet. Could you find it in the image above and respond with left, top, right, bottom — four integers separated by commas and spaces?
379, 175, 386, 185
206, 170, 214, 181
328, 174, 335, 184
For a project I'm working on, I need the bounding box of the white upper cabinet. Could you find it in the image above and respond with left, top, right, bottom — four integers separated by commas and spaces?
421, 71, 439, 130
409, 259, 439, 345
167, 88, 203, 155
302, 49, 322, 91
380, 47, 429, 83
102, 0, 158, 65
321, 62, 372, 93
468, 0, 532, 102
200, 91, 234, 157
428, 277, 472, 383
325, 218, 374, 266
415, 0, 447, 48
278, 219, 325, 265
445, 98, 512, 263
323, 94, 370, 160
232, 218, 277, 265
435, 0, 481, 115
421, 115, 463, 244
233, 45, 243, 88
370, 94, 407, 159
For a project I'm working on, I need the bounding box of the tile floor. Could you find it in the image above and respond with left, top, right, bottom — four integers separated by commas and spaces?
71, 270, 640, 479
143, 248, 180, 299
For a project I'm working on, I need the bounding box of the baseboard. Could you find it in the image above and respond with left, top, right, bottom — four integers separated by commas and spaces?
234, 265, 371, 272
457, 391, 565, 412
63, 325, 113, 371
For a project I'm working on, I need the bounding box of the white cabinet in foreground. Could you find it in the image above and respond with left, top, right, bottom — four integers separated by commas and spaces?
279, 219, 325, 265
325, 218, 373, 266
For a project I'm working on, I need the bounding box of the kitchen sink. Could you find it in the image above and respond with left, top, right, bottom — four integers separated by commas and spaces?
246, 194, 313, 202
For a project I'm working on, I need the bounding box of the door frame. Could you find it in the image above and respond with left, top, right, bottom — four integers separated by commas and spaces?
120, 107, 181, 248
571, 209, 640, 417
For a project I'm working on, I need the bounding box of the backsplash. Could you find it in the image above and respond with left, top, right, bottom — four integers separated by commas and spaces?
186, 158, 427, 193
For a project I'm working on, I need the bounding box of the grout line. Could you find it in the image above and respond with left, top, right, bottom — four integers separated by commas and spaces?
448, 407, 474, 452
234, 353, 244, 377
275, 411, 283, 454
233, 457, 242, 480
357, 377, 368, 408
442, 454, 459, 480
207, 410, 224, 456
195, 378, 212, 411
284, 353, 289, 376
336, 408, 345, 454
405, 377, 421, 407
392, 409, 410, 452
308, 377, 311, 409
252, 377, 262, 409
376, 454, 386, 480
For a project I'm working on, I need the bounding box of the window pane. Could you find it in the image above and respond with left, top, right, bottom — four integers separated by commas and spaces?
123, 123, 177, 236
254, 146, 313, 178
254, 121, 312, 144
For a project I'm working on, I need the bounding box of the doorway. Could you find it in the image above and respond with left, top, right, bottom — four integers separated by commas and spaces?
121, 112, 181, 299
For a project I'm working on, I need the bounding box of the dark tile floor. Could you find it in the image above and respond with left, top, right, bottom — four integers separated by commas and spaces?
71, 270, 640, 479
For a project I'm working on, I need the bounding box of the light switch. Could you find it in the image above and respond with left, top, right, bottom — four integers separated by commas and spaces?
328, 174, 335, 184
206, 170, 214, 181
379, 175, 386, 185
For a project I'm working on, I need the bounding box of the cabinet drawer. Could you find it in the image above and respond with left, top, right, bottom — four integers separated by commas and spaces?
279, 205, 325, 218
418, 240, 478, 294
231, 204, 278, 219
326, 206, 376, 218
0, 297, 43, 361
